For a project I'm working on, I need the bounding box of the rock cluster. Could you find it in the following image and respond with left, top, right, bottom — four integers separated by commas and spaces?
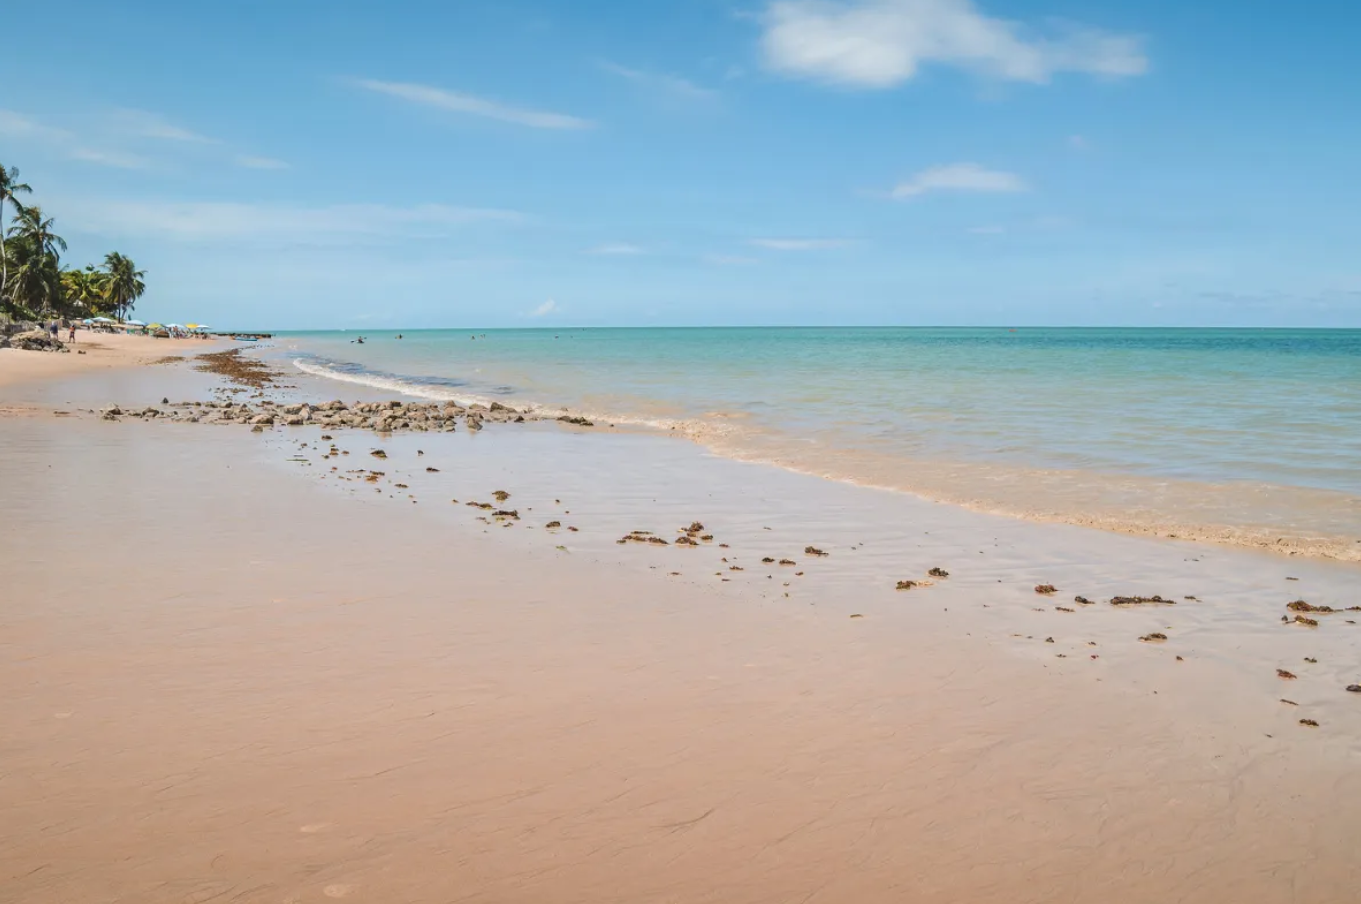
1, 329, 66, 352
97, 398, 566, 433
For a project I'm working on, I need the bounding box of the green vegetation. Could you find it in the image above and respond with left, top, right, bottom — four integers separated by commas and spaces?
1, 161, 146, 320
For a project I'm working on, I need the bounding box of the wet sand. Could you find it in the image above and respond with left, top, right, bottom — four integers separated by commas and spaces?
2, 359, 1360, 903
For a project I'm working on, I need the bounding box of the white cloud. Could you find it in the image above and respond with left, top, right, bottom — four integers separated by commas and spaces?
68, 148, 151, 169
529, 298, 559, 317
111, 109, 219, 144
749, 238, 850, 250
355, 79, 594, 130
60, 198, 524, 243
586, 242, 644, 255
760, 0, 1148, 87
599, 61, 717, 100
235, 155, 290, 170
0, 109, 73, 142
891, 162, 1027, 198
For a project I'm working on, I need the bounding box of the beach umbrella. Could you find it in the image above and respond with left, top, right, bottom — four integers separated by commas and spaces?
125, 319, 146, 326
185, 323, 199, 329
148, 323, 164, 329
82, 318, 93, 324
193, 324, 212, 331
92, 316, 114, 322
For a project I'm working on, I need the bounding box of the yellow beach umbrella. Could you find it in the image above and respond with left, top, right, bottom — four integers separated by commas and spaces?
185, 323, 199, 329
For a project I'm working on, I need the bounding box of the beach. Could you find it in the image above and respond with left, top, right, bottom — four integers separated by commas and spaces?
2, 340, 1360, 904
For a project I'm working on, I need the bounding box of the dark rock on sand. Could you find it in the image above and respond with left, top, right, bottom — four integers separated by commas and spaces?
1034, 584, 1057, 595
928, 567, 949, 578
1110, 595, 1175, 606
895, 580, 919, 591
1277, 669, 1298, 680
1139, 633, 1168, 642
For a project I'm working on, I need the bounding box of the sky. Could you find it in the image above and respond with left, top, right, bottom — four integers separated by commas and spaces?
3, 0, 1359, 329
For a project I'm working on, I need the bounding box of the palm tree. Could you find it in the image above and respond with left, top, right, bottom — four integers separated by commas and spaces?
62, 265, 108, 316
6, 206, 67, 316
103, 252, 146, 320
0, 163, 33, 306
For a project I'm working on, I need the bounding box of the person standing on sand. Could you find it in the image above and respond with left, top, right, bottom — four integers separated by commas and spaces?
68, 323, 76, 343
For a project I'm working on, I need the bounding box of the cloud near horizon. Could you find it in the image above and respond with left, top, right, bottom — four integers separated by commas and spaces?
891, 162, 1027, 198
760, 0, 1148, 87
355, 79, 594, 130
59, 198, 525, 244
586, 242, 644, 255
529, 298, 559, 317
749, 238, 851, 250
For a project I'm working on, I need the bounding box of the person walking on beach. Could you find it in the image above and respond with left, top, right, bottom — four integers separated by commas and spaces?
68, 323, 76, 343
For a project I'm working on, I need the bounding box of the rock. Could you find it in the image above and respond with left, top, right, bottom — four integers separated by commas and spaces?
1346, 685, 1361, 693
1074, 596, 1093, 605
9, 329, 64, 351
896, 580, 919, 590
251, 414, 275, 425
1139, 633, 1168, 642
928, 567, 949, 578
804, 546, 828, 557
492, 490, 511, 502
1109, 595, 1174, 606
1035, 584, 1057, 595
371, 449, 388, 459
1299, 719, 1320, 727
546, 521, 562, 529
283, 415, 306, 426
490, 401, 514, 413
556, 415, 594, 427
1277, 669, 1298, 680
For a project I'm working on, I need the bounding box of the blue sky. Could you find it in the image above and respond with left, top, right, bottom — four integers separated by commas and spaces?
3, 0, 1359, 328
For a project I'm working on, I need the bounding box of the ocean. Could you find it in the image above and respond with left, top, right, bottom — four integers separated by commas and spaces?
272, 327, 1361, 559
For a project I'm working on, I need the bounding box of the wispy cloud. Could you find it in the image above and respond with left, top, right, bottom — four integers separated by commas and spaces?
586, 242, 644, 255
60, 198, 525, 244
354, 79, 594, 130
0, 109, 73, 142
529, 298, 559, 317
749, 238, 851, 250
235, 154, 290, 170
760, 0, 1148, 88
68, 148, 151, 169
112, 108, 219, 144
891, 162, 1027, 198
599, 61, 717, 100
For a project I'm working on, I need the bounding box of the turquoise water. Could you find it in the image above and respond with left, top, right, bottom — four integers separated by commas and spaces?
275, 328, 1361, 556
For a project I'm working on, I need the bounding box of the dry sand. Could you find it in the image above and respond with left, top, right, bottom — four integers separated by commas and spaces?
2, 357, 1360, 904
0, 332, 217, 390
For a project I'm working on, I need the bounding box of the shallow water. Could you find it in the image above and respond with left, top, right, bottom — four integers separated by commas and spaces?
273, 327, 1361, 558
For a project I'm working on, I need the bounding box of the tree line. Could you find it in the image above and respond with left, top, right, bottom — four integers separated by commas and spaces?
1, 161, 146, 321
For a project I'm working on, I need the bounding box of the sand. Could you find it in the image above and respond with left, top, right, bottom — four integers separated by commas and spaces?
0, 332, 219, 390
2, 352, 1359, 904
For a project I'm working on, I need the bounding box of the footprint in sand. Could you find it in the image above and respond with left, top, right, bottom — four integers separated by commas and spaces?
323, 884, 352, 898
